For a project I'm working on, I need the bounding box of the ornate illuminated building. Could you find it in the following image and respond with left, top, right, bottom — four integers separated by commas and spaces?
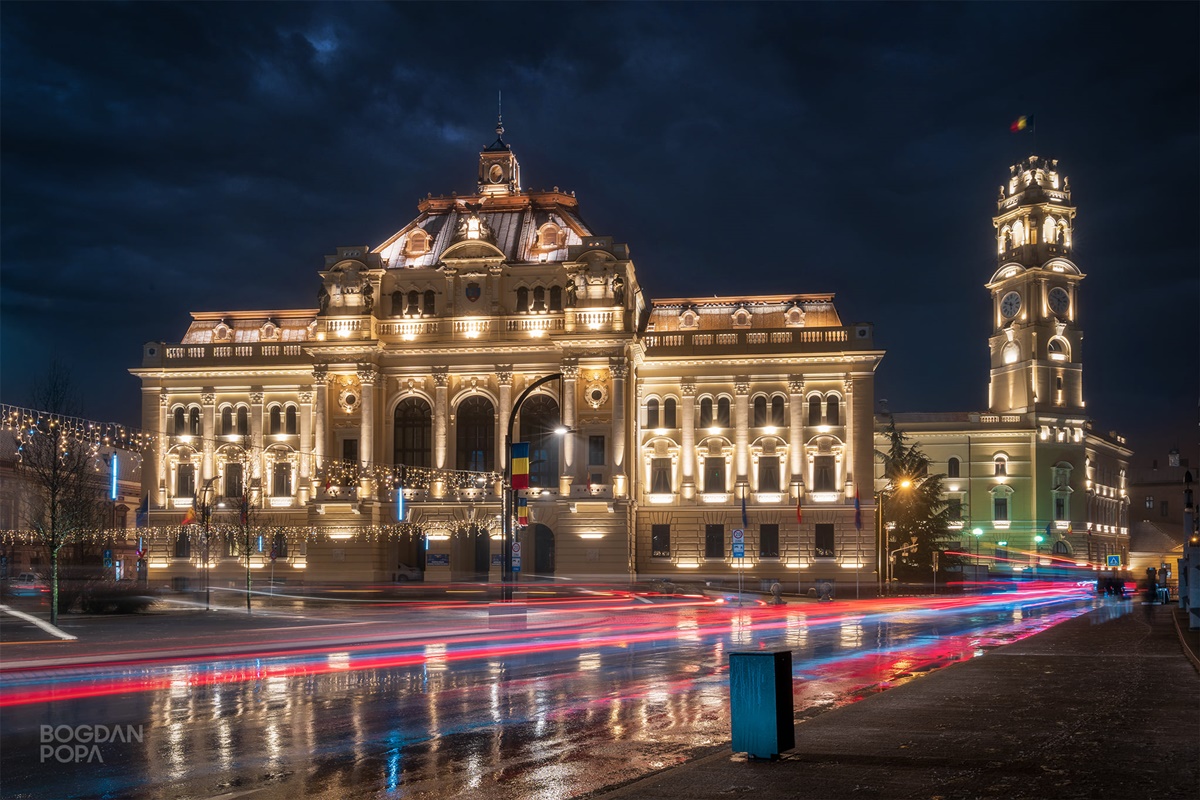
877, 156, 1132, 578
131, 123, 883, 589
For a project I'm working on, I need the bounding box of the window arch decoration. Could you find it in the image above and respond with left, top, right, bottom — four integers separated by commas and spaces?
663, 397, 677, 428
697, 437, 732, 495
752, 395, 768, 427
284, 404, 298, 434
770, 395, 786, 427
268, 404, 283, 435
515, 286, 530, 314
751, 438, 785, 494
1011, 220, 1026, 247
265, 445, 296, 500
188, 407, 201, 437
537, 223, 563, 250
807, 394, 822, 426
1048, 337, 1069, 361
394, 396, 433, 469
172, 406, 186, 436
947, 456, 961, 478
216, 445, 248, 499
220, 406, 234, 436
999, 224, 1012, 254
716, 396, 731, 427
236, 405, 250, 435
518, 393, 560, 489
990, 484, 1014, 526
532, 286, 547, 313
825, 394, 841, 426
993, 453, 1009, 477
455, 395, 496, 473
643, 437, 679, 497
699, 396, 714, 429
1051, 540, 1072, 556
390, 290, 404, 317
549, 285, 563, 312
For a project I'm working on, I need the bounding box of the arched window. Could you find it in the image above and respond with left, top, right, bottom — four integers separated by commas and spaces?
236, 407, 249, 435
1002, 342, 1020, 364
519, 394, 560, 489
406, 290, 420, 316
663, 397, 677, 428
1012, 220, 1025, 247
221, 407, 233, 436
771, 396, 786, 427
532, 286, 547, 313
391, 290, 403, 316
515, 287, 529, 313
1048, 338, 1069, 361
456, 396, 495, 472
423, 290, 436, 315
1042, 216, 1057, 244
699, 397, 714, 428
994, 455, 1008, 477
808, 396, 821, 426
716, 397, 731, 427
753, 396, 767, 427
285, 405, 298, 435
173, 407, 186, 435
394, 398, 432, 468
646, 398, 660, 429
549, 286, 563, 312
269, 406, 282, 435
948, 457, 961, 478
1052, 540, 1071, 556
188, 408, 201, 436
826, 396, 840, 426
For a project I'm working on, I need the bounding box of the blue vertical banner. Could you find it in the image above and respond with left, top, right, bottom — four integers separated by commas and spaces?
854, 488, 862, 531
741, 494, 748, 528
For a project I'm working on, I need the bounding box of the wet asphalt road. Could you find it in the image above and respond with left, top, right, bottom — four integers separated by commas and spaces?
0, 590, 1095, 799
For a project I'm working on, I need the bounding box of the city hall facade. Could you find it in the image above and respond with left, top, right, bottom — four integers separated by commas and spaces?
132, 127, 883, 589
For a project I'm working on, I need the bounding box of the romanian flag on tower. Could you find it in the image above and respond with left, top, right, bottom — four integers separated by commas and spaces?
1010, 115, 1035, 133
510, 442, 530, 490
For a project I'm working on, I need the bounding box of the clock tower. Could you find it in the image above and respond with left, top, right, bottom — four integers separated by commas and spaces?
986, 155, 1085, 414
477, 114, 521, 198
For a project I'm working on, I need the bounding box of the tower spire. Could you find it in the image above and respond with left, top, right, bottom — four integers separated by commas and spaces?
496, 90, 504, 138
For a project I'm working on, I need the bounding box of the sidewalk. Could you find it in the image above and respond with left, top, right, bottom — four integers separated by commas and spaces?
596, 601, 1200, 800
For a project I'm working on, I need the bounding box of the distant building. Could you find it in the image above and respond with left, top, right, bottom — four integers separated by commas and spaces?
1127, 448, 1195, 588
877, 156, 1132, 582
131, 123, 882, 589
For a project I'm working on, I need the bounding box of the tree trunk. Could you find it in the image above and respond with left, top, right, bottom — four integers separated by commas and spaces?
50, 547, 59, 626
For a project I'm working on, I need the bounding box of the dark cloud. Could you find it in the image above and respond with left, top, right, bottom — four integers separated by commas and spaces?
2, 1, 1196, 463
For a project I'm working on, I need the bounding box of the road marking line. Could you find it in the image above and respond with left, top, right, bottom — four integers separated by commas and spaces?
0, 604, 77, 640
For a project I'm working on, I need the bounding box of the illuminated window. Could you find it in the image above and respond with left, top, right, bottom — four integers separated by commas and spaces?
285, 405, 297, 435
758, 457, 780, 492
705, 524, 724, 559
537, 223, 562, 249
176, 464, 196, 498
650, 458, 672, 493
188, 408, 201, 436
1042, 215, 1058, 244
994, 456, 1008, 476
1048, 338, 1069, 361
814, 524, 835, 558
1145, 495, 1154, 509
1012, 220, 1026, 247
272, 462, 292, 497
173, 407, 186, 435
1002, 342, 1020, 364
236, 407, 249, 435
651, 524, 671, 558
699, 397, 714, 428
704, 456, 726, 493
406, 229, 430, 256
771, 396, 786, 427
221, 407, 233, 435
753, 396, 767, 427
813, 455, 836, 492
224, 462, 243, 499
716, 397, 731, 427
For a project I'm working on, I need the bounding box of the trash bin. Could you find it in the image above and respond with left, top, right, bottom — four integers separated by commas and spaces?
729, 650, 795, 759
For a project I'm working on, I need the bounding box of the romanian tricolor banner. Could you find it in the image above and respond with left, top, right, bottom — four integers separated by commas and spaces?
796, 494, 803, 525
1010, 114, 1035, 133
517, 496, 529, 527
511, 442, 530, 490
181, 505, 198, 526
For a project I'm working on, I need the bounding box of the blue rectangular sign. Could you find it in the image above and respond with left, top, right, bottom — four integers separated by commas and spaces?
1106, 555, 1121, 567
426, 553, 449, 566
732, 542, 745, 558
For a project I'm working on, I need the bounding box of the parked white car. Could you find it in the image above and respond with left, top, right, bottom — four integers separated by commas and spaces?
7, 572, 49, 597
395, 563, 423, 582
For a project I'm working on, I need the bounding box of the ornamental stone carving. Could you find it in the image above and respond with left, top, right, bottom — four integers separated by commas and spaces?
249, 392, 264, 405
432, 366, 449, 387
201, 392, 215, 405
681, 380, 696, 397
313, 365, 329, 383
357, 366, 379, 385
298, 391, 313, 404
496, 365, 513, 384
608, 358, 628, 379
735, 381, 750, 396
788, 376, 805, 394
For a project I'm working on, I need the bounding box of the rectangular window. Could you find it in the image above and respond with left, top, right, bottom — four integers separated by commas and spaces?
705, 524, 724, 559
814, 523, 835, 558
759, 524, 779, 559
758, 457, 780, 492
1145, 495, 1154, 509
994, 497, 1009, 521
272, 463, 291, 497
1160, 500, 1169, 517
589, 436, 606, 465
1055, 497, 1066, 521
947, 499, 962, 520
342, 439, 358, 463
650, 458, 672, 494
651, 524, 671, 558
704, 458, 726, 493
224, 462, 243, 500
174, 533, 191, 559
813, 456, 836, 492
176, 464, 195, 498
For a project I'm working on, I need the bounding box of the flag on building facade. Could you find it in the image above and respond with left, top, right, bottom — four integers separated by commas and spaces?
517, 496, 528, 527
511, 442, 530, 490
741, 494, 748, 528
1010, 114, 1035, 133
135, 494, 149, 528
181, 505, 198, 526
796, 494, 803, 524
854, 488, 862, 531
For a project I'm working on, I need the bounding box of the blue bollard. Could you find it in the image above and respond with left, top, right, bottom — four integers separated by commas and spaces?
730, 650, 795, 759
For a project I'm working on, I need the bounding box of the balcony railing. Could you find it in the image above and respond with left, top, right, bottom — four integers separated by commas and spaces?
642, 327, 859, 356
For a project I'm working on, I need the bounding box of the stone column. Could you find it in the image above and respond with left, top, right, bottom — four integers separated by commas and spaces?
157, 389, 169, 506
201, 391, 215, 484
249, 391, 264, 486
735, 380, 750, 497
298, 390, 313, 503
842, 375, 854, 497
433, 367, 449, 470
312, 366, 328, 494
789, 376, 804, 497
497, 366, 513, 471
560, 360, 578, 486
610, 358, 628, 497
358, 365, 378, 497
680, 380, 696, 500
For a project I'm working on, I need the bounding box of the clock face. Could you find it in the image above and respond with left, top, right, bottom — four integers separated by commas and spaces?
1000, 291, 1022, 319
488, 164, 504, 184
1048, 287, 1070, 315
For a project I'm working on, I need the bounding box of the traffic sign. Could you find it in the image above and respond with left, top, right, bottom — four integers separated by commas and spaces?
512, 556, 521, 573
1106, 555, 1121, 567
512, 542, 522, 555
732, 542, 745, 558
732, 528, 744, 541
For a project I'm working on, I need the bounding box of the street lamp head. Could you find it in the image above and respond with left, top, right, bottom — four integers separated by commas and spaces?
972, 527, 983, 537
899, 479, 912, 489
1034, 534, 1044, 543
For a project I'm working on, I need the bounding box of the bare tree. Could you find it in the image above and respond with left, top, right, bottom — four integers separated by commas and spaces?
17, 363, 107, 624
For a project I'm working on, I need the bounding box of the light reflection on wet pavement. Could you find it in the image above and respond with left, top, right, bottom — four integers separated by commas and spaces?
0, 591, 1096, 799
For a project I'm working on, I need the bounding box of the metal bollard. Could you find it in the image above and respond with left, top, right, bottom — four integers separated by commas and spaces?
729, 650, 795, 759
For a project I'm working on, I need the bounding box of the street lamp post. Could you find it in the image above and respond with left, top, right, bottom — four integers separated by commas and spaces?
877, 479, 912, 595
242, 485, 260, 614
197, 479, 217, 611
889, 538, 919, 587
971, 526, 984, 588
502, 373, 562, 601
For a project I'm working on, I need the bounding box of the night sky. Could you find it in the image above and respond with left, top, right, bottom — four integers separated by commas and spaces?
2, 3, 1196, 466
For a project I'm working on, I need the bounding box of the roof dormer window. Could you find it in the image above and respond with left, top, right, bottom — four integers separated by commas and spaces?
406, 229, 431, 256
537, 223, 563, 250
